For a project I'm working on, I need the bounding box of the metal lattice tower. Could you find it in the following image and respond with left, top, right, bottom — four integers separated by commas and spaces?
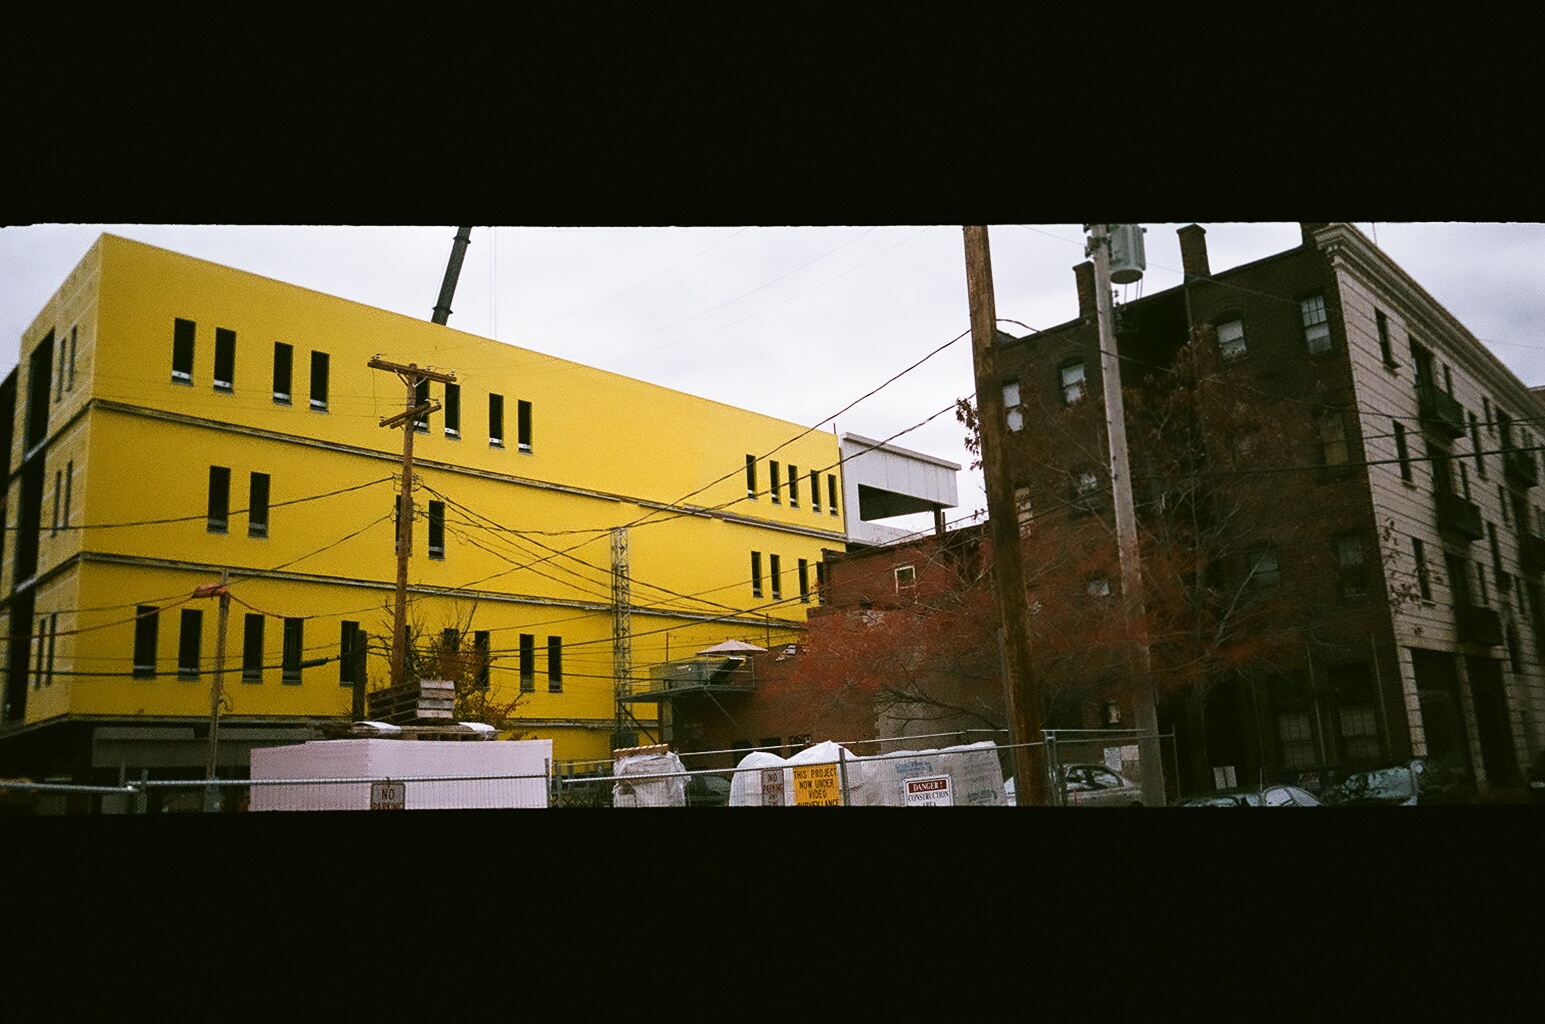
611, 527, 632, 744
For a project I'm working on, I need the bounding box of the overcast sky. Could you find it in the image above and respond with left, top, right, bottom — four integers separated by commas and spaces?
4, 223, 1543, 532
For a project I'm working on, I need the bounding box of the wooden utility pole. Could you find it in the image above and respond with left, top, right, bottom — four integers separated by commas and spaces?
198, 569, 230, 812
369, 357, 457, 702
1087, 224, 1167, 807
963, 226, 1048, 807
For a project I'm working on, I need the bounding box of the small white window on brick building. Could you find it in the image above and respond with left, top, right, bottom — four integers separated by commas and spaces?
1300, 295, 1332, 355
1060, 360, 1086, 405
894, 564, 917, 590
1277, 711, 1317, 767
1217, 318, 1247, 363
1002, 380, 1023, 432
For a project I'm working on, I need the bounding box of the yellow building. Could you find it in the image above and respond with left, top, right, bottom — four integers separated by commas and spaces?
0, 234, 853, 783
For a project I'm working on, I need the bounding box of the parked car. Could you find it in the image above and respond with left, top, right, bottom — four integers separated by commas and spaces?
1176, 784, 1322, 807
1003, 766, 1147, 806
1318, 758, 1474, 806
1061, 763, 1146, 807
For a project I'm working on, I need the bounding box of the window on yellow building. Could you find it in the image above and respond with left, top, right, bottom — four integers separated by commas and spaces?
414, 379, 430, 432
339, 621, 364, 688
810, 470, 821, 513
208, 466, 231, 534
474, 630, 490, 690
788, 465, 799, 507
428, 500, 445, 559
828, 474, 839, 516
770, 461, 781, 503
799, 559, 810, 603
444, 383, 461, 438
133, 606, 159, 679
309, 351, 329, 411
548, 636, 562, 693
770, 554, 782, 600
214, 328, 236, 392
519, 633, 535, 692
243, 614, 264, 683
178, 608, 203, 680
746, 455, 757, 498
751, 551, 763, 598
518, 400, 533, 453
273, 343, 293, 405
489, 393, 505, 447
282, 618, 304, 684
249, 472, 270, 538
172, 318, 195, 384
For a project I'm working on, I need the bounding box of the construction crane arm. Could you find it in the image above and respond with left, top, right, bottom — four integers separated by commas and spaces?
431, 226, 474, 325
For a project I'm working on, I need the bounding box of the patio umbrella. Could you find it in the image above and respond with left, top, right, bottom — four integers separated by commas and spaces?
696, 639, 768, 655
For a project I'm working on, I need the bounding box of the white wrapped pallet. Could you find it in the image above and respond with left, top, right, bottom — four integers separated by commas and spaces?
249, 738, 553, 810
728, 741, 866, 806
855, 740, 1006, 806
611, 749, 688, 807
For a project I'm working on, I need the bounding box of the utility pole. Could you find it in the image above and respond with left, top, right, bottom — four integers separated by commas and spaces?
1087, 224, 1167, 807
198, 569, 230, 812
369, 357, 458, 699
611, 526, 633, 748
963, 226, 1048, 807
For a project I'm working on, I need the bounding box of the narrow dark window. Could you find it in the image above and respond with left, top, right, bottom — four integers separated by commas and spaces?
519, 633, 535, 692
249, 472, 270, 538
1489, 522, 1505, 585
489, 393, 505, 447
414, 379, 430, 432
474, 630, 491, 690
133, 606, 159, 678
309, 351, 329, 411
178, 608, 203, 679
273, 342, 293, 404
428, 500, 445, 559
1394, 421, 1412, 482
1471, 413, 1486, 477
828, 474, 839, 516
1248, 545, 1282, 588
770, 461, 781, 504
1376, 310, 1394, 366
213, 328, 236, 392
62, 461, 72, 530
442, 628, 460, 667
746, 455, 757, 498
1319, 412, 1349, 469
517, 400, 533, 453
788, 465, 800, 507
1412, 538, 1432, 600
282, 618, 304, 684
815, 561, 827, 604
444, 383, 461, 438
547, 636, 562, 693
798, 558, 810, 603
1334, 533, 1368, 600
55, 340, 67, 402
67, 326, 76, 391
1300, 295, 1331, 354
45, 613, 57, 687
243, 614, 265, 683
33, 616, 46, 689
810, 470, 821, 512
1484, 397, 1494, 435
770, 554, 782, 600
751, 551, 763, 598
340, 621, 363, 688
25, 333, 54, 451
51, 469, 61, 536
172, 318, 195, 384
208, 466, 231, 533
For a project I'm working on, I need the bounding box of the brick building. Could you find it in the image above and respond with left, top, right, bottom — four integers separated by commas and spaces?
996, 222, 1543, 796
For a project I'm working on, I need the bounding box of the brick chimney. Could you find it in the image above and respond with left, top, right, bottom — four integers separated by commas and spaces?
1074, 261, 1097, 318
1177, 224, 1209, 281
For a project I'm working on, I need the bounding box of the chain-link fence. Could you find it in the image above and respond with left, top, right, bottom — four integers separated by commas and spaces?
0, 730, 1180, 812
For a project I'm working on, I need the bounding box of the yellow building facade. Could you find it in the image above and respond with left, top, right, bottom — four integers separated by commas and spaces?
0, 235, 847, 781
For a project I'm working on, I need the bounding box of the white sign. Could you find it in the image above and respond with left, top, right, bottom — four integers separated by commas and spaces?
761, 768, 785, 806
1104, 747, 1124, 772
370, 780, 406, 810
904, 775, 953, 807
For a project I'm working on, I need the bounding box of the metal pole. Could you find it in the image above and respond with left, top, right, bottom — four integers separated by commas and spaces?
1088, 224, 1167, 808
963, 225, 1047, 806
201, 569, 230, 812
393, 382, 416, 692
838, 746, 849, 806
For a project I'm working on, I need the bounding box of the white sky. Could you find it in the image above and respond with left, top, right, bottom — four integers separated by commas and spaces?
4, 223, 1543, 533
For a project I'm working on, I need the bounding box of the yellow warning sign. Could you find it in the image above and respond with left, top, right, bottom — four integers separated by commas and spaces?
791, 763, 843, 806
